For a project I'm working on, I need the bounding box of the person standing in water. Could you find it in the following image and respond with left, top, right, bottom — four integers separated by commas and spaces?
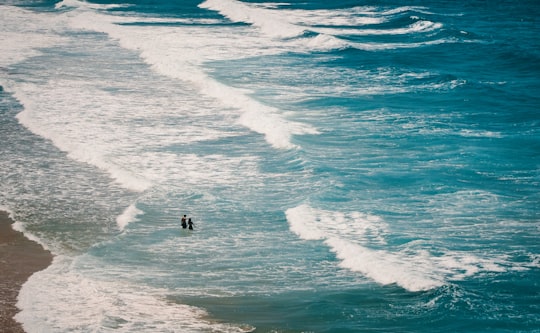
188, 218, 194, 230
181, 215, 187, 229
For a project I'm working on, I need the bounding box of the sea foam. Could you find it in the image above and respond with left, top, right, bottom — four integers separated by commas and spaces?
286, 204, 507, 292
58, 1, 319, 149
16, 255, 254, 332
200, 0, 305, 38
0, 6, 66, 68
116, 204, 143, 231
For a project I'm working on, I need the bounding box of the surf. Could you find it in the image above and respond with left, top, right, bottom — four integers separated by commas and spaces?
54, 0, 319, 150
286, 204, 509, 292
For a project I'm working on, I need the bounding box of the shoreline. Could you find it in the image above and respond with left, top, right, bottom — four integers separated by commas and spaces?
0, 211, 53, 333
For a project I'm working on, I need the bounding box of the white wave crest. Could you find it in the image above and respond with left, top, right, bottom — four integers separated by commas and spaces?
200, 0, 305, 38
286, 204, 507, 292
116, 204, 144, 231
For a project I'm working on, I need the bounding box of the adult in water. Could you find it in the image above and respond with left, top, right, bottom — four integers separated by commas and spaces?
181, 215, 187, 229
188, 218, 194, 230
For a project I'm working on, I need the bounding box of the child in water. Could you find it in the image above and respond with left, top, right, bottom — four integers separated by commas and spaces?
188, 218, 194, 230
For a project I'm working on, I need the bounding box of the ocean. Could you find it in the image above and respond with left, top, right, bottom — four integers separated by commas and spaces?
1, 0, 539, 332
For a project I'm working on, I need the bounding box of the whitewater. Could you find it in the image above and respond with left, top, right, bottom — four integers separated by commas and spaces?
0, 0, 539, 332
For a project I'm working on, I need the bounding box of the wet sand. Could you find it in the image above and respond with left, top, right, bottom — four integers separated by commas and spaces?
0, 211, 52, 333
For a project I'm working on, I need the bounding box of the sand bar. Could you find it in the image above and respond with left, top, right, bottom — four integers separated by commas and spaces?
0, 211, 52, 333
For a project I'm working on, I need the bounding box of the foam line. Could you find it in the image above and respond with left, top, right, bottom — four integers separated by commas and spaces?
17, 256, 255, 332
325, 237, 444, 291
199, 0, 350, 51
314, 20, 443, 36
286, 204, 507, 292
199, 0, 305, 38
116, 204, 144, 231
14, 101, 152, 193
0, 206, 50, 251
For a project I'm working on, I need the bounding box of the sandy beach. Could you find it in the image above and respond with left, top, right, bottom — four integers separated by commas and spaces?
0, 211, 52, 333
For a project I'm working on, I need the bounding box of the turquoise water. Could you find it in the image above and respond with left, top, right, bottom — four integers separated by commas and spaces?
0, 0, 539, 332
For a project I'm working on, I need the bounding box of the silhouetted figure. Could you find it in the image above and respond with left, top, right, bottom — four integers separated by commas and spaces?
188, 218, 194, 230
181, 215, 187, 229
